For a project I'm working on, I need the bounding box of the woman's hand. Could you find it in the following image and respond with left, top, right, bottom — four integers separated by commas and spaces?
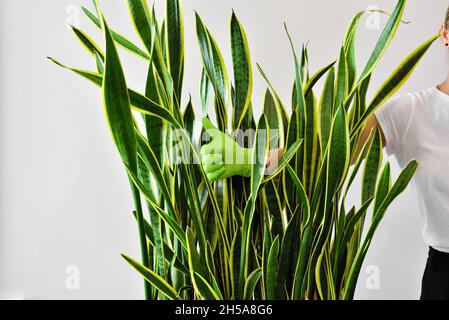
200, 118, 252, 181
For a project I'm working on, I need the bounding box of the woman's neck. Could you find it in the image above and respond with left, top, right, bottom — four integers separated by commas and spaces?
438, 77, 449, 95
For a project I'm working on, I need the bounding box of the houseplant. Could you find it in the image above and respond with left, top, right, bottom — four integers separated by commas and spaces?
49, 0, 436, 299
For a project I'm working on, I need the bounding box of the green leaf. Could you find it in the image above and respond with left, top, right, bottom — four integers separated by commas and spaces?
335, 196, 374, 285
344, 128, 375, 199
251, 115, 269, 202
326, 105, 350, 199
135, 130, 176, 215
94, 51, 104, 74
359, 0, 405, 82
101, 10, 137, 172
353, 34, 438, 134
208, 34, 230, 111
126, 0, 152, 51
322, 106, 350, 276
122, 254, 181, 300
335, 46, 348, 111
265, 179, 284, 237
231, 11, 253, 128
277, 212, 296, 299
186, 228, 213, 298
195, 12, 229, 110
183, 96, 195, 139
243, 268, 262, 300
144, 63, 165, 165
346, 0, 406, 107
137, 211, 189, 275
370, 33, 438, 110
304, 60, 336, 96
362, 129, 382, 205
153, 66, 171, 110
238, 115, 269, 297
319, 67, 335, 150
193, 272, 222, 300
136, 161, 166, 283
262, 139, 302, 184
71, 25, 104, 58
230, 230, 242, 299
288, 162, 312, 299
166, 0, 185, 98
200, 67, 213, 115
283, 107, 299, 210
256, 64, 289, 133
261, 224, 272, 300
340, 197, 374, 255
195, 13, 215, 87
150, 6, 175, 104
263, 89, 280, 149
303, 104, 349, 298
343, 11, 364, 52
47, 58, 181, 129
373, 162, 391, 219
285, 163, 310, 225
343, 11, 365, 91
303, 90, 318, 195
266, 236, 280, 300
126, 166, 187, 250
285, 24, 306, 135
82, 6, 150, 60
343, 160, 418, 299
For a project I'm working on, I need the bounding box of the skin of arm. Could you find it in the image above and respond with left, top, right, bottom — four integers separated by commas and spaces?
265, 148, 284, 174
350, 114, 386, 165
266, 114, 387, 170
202, 114, 387, 180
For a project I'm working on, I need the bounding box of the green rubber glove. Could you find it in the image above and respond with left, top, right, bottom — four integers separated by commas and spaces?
200, 118, 252, 181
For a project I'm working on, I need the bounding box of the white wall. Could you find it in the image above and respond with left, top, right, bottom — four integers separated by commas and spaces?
0, 0, 447, 300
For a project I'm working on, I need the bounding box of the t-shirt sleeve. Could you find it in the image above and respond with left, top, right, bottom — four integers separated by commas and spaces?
374, 94, 414, 161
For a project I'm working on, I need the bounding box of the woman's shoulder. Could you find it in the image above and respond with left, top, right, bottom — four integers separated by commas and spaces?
375, 87, 439, 117
387, 87, 436, 109
406, 86, 443, 103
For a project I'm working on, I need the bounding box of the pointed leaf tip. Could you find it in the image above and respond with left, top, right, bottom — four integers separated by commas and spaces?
202, 117, 218, 132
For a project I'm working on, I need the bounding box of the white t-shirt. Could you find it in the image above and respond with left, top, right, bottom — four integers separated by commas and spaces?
375, 87, 449, 253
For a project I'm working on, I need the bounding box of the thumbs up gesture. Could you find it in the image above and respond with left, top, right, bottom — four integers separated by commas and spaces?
200, 118, 252, 181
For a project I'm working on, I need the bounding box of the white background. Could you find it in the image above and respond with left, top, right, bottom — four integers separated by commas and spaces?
0, 0, 447, 299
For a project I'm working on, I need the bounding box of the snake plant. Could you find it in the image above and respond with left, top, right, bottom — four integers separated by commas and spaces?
49, 0, 436, 300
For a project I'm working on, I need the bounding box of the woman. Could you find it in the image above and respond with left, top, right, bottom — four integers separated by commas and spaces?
201, 8, 449, 300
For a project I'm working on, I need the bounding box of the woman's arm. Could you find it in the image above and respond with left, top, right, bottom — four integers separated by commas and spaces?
264, 115, 386, 172
202, 114, 387, 181
265, 148, 284, 174
350, 114, 386, 165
